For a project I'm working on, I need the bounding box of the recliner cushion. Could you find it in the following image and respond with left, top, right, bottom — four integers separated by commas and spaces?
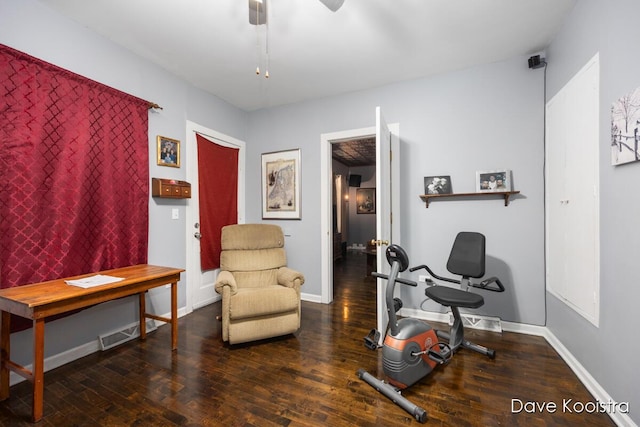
220, 248, 286, 273
221, 224, 284, 250
229, 285, 299, 320
228, 269, 279, 289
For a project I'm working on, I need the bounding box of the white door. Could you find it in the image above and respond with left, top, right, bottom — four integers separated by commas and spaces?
546, 90, 568, 298
545, 54, 599, 326
185, 120, 245, 313
374, 106, 395, 338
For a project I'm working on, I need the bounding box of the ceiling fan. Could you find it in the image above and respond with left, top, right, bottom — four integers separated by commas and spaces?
249, 0, 345, 25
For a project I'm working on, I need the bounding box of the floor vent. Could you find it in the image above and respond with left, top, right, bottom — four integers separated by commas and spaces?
450, 312, 503, 333
99, 320, 157, 351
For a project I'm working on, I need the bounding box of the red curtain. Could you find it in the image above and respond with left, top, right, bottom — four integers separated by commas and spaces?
196, 134, 238, 270
0, 45, 149, 306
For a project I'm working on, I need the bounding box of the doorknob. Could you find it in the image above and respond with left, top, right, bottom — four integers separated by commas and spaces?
370, 239, 389, 247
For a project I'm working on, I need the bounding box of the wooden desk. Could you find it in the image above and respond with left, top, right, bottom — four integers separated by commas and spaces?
0, 264, 184, 422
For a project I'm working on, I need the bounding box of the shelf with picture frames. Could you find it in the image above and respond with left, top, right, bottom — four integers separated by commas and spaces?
419, 191, 520, 208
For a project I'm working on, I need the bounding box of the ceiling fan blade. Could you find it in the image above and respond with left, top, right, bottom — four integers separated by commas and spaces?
319, 0, 345, 12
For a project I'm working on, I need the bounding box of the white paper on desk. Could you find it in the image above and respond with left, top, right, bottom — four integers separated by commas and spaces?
65, 274, 124, 288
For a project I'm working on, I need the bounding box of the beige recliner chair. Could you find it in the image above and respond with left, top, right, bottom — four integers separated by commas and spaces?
214, 224, 305, 344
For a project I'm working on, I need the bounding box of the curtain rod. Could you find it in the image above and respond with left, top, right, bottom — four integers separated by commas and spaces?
148, 102, 163, 110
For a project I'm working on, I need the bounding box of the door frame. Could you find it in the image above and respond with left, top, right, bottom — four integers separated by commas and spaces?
319, 123, 399, 305
184, 120, 246, 314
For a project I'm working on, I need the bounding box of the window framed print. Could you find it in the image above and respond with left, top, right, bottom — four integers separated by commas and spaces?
261, 149, 302, 219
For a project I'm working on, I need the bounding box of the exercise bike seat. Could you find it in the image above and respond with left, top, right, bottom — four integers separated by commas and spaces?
425, 285, 484, 309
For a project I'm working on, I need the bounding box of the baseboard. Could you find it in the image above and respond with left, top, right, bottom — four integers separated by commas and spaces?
10, 340, 100, 386
542, 329, 636, 427
301, 292, 322, 303
501, 320, 546, 336
10, 306, 190, 387
193, 294, 220, 310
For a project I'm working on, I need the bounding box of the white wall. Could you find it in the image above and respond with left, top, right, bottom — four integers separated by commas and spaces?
247, 55, 546, 325
545, 0, 640, 423
1, 0, 248, 364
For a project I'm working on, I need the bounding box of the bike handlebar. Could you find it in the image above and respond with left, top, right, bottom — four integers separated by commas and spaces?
371, 272, 417, 287
409, 264, 461, 285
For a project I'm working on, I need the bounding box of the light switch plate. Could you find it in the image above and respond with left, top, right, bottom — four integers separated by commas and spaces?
171, 208, 179, 220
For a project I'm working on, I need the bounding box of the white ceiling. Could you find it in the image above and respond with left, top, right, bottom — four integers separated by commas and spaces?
37, 0, 576, 112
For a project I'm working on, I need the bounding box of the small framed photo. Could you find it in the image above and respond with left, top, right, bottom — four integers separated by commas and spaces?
424, 175, 452, 195
476, 170, 511, 192
611, 86, 640, 166
157, 136, 180, 168
262, 149, 302, 220
356, 188, 376, 214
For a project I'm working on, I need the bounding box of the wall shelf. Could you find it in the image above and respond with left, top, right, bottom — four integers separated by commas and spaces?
152, 178, 191, 199
419, 191, 520, 208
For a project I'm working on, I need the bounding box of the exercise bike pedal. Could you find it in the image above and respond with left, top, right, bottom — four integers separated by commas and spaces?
364, 329, 381, 350
427, 343, 453, 365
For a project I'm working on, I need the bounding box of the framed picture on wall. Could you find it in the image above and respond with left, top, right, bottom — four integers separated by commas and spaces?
611, 86, 640, 166
424, 175, 452, 194
356, 188, 376, 214
476, 170, 511, 192
157, 135, 181, 167
262, 148, 302, 219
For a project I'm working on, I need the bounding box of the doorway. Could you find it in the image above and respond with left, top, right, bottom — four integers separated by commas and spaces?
331, 137, 377, 297
184, 120, 246, 315
320, 115, 399, 313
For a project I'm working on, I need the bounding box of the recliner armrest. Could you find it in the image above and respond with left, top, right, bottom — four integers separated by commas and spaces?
277, 267, 305, 288
215, 270, 238, 295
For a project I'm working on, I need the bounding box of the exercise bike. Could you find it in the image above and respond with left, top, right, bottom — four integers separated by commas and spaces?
357, 245, 451, 423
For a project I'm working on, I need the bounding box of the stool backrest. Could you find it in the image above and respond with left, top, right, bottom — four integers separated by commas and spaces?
446, 232, 486, 278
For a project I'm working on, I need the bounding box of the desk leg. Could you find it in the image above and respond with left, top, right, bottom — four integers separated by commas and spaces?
32, 318, 44, 422
0, 311, 10, 401
139, 292, 146, 340
171, 281, 178, 351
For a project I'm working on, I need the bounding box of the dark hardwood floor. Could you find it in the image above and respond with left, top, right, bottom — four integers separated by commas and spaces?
0, 252, 615, 426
